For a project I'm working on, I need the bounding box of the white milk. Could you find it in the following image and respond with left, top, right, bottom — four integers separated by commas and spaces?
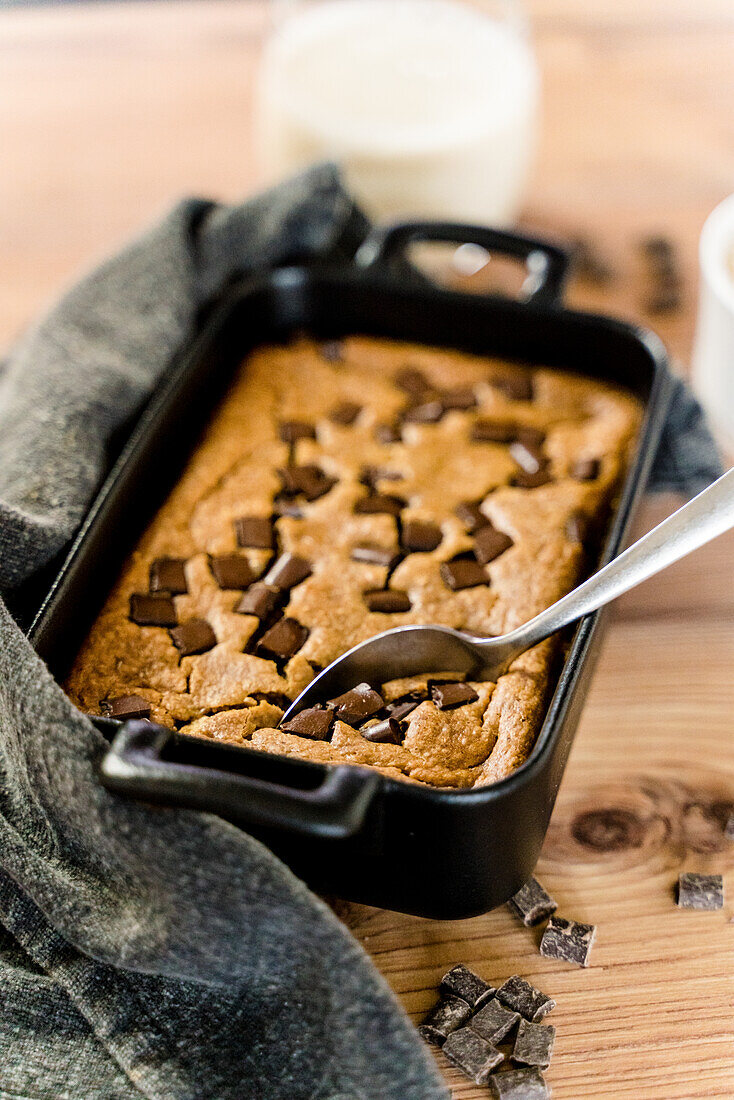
256, 0, 539, 224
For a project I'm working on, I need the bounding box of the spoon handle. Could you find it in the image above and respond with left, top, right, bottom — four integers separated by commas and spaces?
490, 465, 734, 657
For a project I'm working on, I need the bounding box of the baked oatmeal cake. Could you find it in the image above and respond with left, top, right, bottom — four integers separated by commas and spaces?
65, 336, 640, 788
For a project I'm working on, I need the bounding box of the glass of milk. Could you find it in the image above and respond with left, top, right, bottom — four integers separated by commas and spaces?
255, 0, 539, 226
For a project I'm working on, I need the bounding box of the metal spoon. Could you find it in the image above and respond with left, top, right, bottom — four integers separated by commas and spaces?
280, 466, 734, 722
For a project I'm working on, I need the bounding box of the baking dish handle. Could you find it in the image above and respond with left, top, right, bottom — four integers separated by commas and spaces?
99, 721, 380, 839
355, 221, 570, 307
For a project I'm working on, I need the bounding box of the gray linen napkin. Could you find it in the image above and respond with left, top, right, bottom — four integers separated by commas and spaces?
0, 163, 721, 1100
0, 166, 449, 1100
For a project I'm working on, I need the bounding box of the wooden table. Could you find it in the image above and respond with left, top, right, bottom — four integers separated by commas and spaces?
2, 3, 733, 1096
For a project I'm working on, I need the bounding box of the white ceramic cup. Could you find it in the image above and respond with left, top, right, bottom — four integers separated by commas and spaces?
692, 193, 734, 454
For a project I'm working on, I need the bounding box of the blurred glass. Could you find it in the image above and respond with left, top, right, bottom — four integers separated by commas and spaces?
255, 0, 539, 225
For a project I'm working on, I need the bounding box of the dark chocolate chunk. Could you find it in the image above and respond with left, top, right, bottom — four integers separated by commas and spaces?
321, 340, 344, 362
511, 1020, 555, 1070
431, 681, 479, 710
234, 582, 282, 620
263, 553, 312, 590
210, 554, 256, 590
472, 419, 517, 444
509, 440, 544, 475
149, 557, 188, 595
512, 468, 552, 489
395, 366, 432, 396
351, 544, 402, 569
129, 593, 178, 627
170, 618, 217, 656
474, 524, 513, 565
354, 493, 406, 517
440, 964, 495, 1010
565, 510, 587, 543
472, 998, 519, 1044
328, 682, 384, 726
101, 694, 151, 721
255, 617, 309, 662
278, 420, 316, 444
496, 976, 556, 1022
364, 589, 411, 613
455, 500, 490, 534
280, 706, 334, 740
272, 494, 303, 518
384, 693, 424, 721
677, 872, 724, 910
374, 422, 402, 444
418, 995, 473, 1046
571, 457, 600, 481
441, 387, 477, 411
235, 515, 275, 549
251, 691, 293, 710
402, 400, 445, 424
442, 1027, 504, 1086
329, 400, 362, 426
279, 464, 337, 501
359, 464, 402, 488
492, 372, 534, 402
360, 717, 404, 744
516, 426, 546, 447
507, 878, 558, 927
402, 520, 442, 553
488, 1067, 550, 1099
440, 557, 489, 591
539, 915, 596, 966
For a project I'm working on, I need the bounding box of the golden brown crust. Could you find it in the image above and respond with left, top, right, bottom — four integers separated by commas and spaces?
65, 336, 641, 788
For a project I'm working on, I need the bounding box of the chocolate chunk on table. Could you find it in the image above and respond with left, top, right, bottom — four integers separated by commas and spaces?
354, 493, 406, 517
255, 618, 309, 663
351, 544, 402, 569
512, 1020, 555, 1070
472, 419, 517, 444
539, 915, 596, 966
129, 593, 178, 627
280, 706, 334, 740
431, 682, 479, 710
279, 464, 337, 501
441, 386, 477, 411
488, 1067, 550, 1099
471, 998, 519, 1044
440, 557, 489, 591
328, 682, 384, 726
442, 1027, 504, 1085
455, 500, 490, 533
360, 717, 404, 744
496, 976, 555, 1022
278, 420, 316, 444
210, 554, 256, 590
235, 516, 275, 549
474, 524, 513, 565
418, 995, 473, 1046
149, 557, 188, 595
677, 872, 724, 910
440, 964, 495, 1010
235, 582, 282, 620
101, 694, 151, 720
402, 520, 442, 553
170, 618, 217, 656
364, 589, 412, 613
263, 552, 312, 590
571, 457, 600, 481
328, 400, 361, 425
508, 878, 558, 927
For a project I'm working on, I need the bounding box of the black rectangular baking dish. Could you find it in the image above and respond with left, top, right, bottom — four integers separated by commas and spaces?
28, 222, 673, 919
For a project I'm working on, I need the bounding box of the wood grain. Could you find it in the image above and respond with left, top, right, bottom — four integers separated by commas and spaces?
1, 2, 733, 1096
